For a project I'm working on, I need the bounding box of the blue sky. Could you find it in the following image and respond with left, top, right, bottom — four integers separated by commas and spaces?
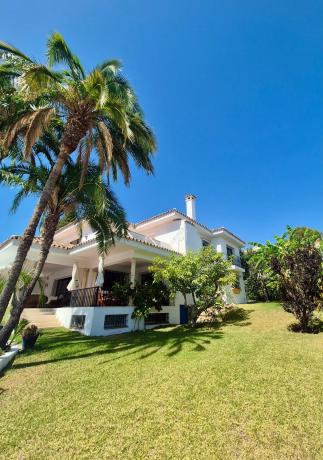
1, 0, 322, 243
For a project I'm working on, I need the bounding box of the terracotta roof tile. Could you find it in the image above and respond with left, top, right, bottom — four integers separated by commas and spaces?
0, 235, 74, 251
134, 210, 245, 245
73, 232, 179, 254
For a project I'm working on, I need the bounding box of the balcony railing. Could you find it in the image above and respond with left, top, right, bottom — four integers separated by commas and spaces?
53, 287, 128, 308
231, 255, 242, 267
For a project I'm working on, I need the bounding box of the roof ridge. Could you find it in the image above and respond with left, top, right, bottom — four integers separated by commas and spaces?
134, 208, 213, 233
72, 232, 179, 254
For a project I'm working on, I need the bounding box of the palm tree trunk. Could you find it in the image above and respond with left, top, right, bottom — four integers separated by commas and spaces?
0, 107, 92, 324
0, 147, 69, 323
0, 213, 59, 349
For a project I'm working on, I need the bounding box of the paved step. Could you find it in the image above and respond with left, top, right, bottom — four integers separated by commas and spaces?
22, 308, 60, 329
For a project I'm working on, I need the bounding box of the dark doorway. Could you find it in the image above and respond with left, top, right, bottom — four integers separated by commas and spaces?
103, 270, 128, 290
180, 305, 189, 324
141, 272, 153, 285
55, 277, 72, 297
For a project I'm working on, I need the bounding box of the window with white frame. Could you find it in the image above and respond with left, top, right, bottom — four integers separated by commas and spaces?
226, 245, 234, 258
145, 313, 169, 325
104, 314, 128, 329
70, 315, 86, 330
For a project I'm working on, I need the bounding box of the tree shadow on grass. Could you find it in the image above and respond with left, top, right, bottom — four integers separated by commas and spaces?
218, 307, 253, 328
10, 307, 253, 371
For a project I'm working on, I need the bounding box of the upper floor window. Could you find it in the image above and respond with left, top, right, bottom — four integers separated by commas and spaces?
226, 246, 234, 258
202, 240, 210, 247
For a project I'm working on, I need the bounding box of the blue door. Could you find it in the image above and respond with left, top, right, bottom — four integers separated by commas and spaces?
180, 305, 188, 324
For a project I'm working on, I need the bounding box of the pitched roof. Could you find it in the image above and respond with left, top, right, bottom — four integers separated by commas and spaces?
133, 209, 245, 243
72, 232, 179, 254
0, 235, 74, 251
212, 228, 245, 245
133, 208, 213, 233
0, 233, 178, 255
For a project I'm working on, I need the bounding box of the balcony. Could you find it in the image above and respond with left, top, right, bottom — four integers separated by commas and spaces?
231, 255, 242, 267
53, 287, 128, 308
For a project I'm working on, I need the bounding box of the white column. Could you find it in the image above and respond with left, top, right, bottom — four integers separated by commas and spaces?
87, 268, 97, 288
95, 255, 105, 287
79, 268, 89, 288
67, 263, 79, 291
130, 259, 137, 286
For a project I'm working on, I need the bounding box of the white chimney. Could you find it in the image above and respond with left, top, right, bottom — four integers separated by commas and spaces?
185, 194, 197, 220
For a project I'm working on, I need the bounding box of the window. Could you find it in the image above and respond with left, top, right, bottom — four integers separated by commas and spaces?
141, 272, 153, 284
55, 277, 72, 297
104, 314, 128, 329
202, 240, 210, 247
145, 313, 169, 325
70, 315, 86, 330
226, 246, 234, 257
103, 270, 129, 290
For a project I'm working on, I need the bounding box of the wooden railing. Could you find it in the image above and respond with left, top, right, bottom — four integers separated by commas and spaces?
51, 287, 128, 308
69, 287, 128, 307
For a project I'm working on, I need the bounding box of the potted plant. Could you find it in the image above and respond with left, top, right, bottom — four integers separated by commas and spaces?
21, 324, 40, 351
232, 277, 241, 294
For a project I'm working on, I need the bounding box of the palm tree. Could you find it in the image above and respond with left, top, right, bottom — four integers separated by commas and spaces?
0, 32, 156, 317
0, 152, 128, 348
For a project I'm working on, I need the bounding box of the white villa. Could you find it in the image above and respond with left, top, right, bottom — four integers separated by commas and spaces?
0, 195, 247, 336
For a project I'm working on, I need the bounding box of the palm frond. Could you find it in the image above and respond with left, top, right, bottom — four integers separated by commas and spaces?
83, 70, 107, 107
98, 59, 122, 76
97, 121, 113, 164
22, 65, 61, 96
0, 168, 26, 187
47, 32, 84, 79
4, 111, 34, 150
24, 107, 54, 159
10, 188, 30, 213
0, 64, 20, 78
0, 40, 33, 62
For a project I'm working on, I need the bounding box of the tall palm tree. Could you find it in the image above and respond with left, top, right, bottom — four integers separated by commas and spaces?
0, 32, 156, 317
0, 152, 128, 348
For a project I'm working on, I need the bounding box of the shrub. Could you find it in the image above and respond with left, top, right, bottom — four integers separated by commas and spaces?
151, 246, 235, 328
250, 227, 322, 332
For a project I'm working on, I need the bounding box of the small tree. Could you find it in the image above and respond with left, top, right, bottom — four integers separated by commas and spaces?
241, 248, 279, 302
253, 227, 322, 332
131, 282, 170, 329
151, 246, 235, 328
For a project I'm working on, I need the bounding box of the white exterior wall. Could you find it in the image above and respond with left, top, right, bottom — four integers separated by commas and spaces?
184, 221, 202, 252
46, 267, 73, 300
0, 346, 20, 373
211, 237, 239, 256
142, 218, 203, 254
151, 220, 183, 253
54, 222, 94, 244
225, 272, 247, 304
210, 237, 247, 304
55, 305, 180, 337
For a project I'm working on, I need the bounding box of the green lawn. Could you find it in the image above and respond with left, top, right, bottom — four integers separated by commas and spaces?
1, 303, 322, 460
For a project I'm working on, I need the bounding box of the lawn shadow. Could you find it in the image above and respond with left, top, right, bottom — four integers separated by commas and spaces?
219, 307, 253, 328
11, 307, 253, 370
200, 307, 253, 329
